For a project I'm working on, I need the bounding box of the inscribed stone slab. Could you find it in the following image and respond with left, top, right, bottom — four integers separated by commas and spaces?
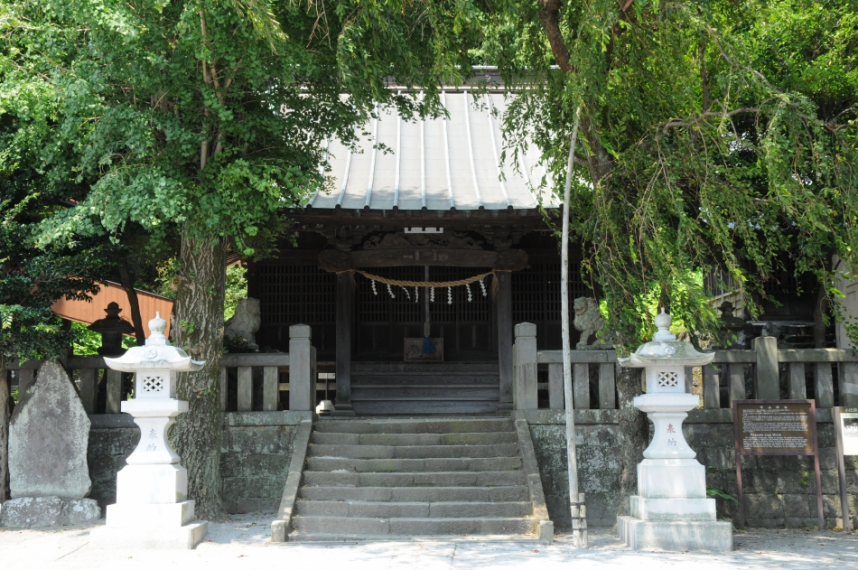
9, 361, 93, 499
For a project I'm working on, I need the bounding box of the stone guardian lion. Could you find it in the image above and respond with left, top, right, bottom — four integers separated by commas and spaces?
573, 297, 607, 349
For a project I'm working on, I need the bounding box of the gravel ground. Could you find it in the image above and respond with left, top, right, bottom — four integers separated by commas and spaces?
1, 514, 857, 569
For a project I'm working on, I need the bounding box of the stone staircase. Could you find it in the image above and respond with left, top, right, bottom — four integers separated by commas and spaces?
287, 417, 551, 541
350, 363, 500, 415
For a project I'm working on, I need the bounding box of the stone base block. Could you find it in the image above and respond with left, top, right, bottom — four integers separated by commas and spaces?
63, 499, 102, 525
90, 521, 208, 550
617, 516, 732, 552
630, 496, 716, 521
105, 500, 195, 528
0, 497, 101, 528
638, 459, 706, 499
117, 464, 187, 504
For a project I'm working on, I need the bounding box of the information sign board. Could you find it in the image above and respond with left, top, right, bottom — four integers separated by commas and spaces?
736, 401, 815, 454
833, 407, 858, 532
733, 400, 822, 529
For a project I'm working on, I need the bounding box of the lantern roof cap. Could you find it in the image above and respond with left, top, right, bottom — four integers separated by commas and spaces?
104, 312, 205, 372
618, 309, 714, 368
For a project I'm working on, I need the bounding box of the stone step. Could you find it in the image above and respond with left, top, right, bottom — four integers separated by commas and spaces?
352, 375, 500, 390
307, 443, 521, 460
351, 401, 500, 415
314, 418, 513, 434
302, 470, 527, 488
306, 456, 522, 473
351, 363, 499, 374
295, 500, 532, 518
350, 387, 500, 401
291, 516, 534, 536
297, 486, 531, 503
311, 431, 518, 446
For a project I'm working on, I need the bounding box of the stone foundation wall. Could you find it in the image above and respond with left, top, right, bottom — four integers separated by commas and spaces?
518, 409, 858, 531
520, 410, 621, 530
86, 409, 857, 529
87, 426, 138, 510
86, 412, 306, 514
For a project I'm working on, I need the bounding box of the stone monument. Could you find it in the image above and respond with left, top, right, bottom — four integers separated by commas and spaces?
89, 312, 209, 549
616, 309, 732, 552
0, 361, 101, 527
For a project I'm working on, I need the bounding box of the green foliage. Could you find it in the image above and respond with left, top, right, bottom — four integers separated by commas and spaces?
224, 264, 247, 321
1, 0, 463, 259
469, 0, 858, 348
1, 191, 112, 365
706, 486, 738, 503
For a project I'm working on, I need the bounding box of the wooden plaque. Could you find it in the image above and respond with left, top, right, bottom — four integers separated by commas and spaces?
735, 400, 816, 455
733, 399, 822, 529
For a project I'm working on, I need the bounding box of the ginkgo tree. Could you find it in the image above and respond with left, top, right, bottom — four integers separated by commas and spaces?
1, 0, 473, 517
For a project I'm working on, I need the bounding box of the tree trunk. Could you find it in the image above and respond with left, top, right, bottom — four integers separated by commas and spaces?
117, 260, 146, 346
170, 230, 226, 520
615, 365, 647, 516
0, 364, 9, 502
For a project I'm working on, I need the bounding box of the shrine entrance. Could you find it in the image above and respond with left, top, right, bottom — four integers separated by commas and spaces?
347, 265, 500, 415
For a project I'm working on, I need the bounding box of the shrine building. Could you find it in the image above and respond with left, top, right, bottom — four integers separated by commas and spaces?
246, 87, 591, 415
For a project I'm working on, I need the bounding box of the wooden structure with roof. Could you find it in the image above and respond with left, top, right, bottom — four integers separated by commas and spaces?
248, 88, 590, 415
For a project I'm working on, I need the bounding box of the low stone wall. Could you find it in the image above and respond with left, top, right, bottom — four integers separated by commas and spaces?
516, 410, 621, 530
86, 409, 857, 529
219, 412, 302, 513
517, 409, 858, 531
87, 412, 308, 514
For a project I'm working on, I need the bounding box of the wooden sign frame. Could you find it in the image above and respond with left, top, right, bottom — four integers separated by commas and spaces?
732, 399, 823, 530
833, 406, 858, 532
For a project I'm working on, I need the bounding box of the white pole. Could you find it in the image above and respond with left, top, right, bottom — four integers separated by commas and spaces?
561, 107, 587, 547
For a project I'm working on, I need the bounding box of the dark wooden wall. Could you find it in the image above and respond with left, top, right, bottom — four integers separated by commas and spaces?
248, 230, 590, 359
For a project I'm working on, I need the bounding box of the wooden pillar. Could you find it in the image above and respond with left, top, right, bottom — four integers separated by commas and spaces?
497, 272, 513, 409
335, 272, 354, 412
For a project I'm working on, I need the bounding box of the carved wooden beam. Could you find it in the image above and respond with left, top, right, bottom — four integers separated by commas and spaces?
318, 248, 528, 272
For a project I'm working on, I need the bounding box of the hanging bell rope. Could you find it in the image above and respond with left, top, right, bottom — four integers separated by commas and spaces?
352, 269, 496, 289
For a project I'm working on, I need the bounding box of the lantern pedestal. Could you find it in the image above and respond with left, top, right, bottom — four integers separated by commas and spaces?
617, 310, 732, 552
90, 313, 208, 550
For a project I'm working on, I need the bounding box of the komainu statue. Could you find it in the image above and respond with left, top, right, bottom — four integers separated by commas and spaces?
573, 297, 608, 349
225, 298, 261, 352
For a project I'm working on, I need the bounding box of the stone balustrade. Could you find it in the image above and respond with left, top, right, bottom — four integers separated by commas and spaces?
512, 322, 858, 410
4, 324, 318, 416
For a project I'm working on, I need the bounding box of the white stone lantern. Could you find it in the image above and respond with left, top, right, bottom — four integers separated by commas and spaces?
616, 309, 732, 552
90, 313, 208, 549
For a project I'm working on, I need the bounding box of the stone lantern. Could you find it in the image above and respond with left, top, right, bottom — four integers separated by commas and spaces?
616, 309, 732, 552
88, 302, 135, 356
90, 312, 209, 549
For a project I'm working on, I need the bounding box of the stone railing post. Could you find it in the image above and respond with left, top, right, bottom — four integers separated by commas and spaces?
289, 324, 314, 411
513, 323, 538, 410
753, 336, 779, 400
